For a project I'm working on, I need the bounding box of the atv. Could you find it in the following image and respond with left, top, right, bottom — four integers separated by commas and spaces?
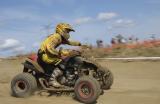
11, 48, 113, 104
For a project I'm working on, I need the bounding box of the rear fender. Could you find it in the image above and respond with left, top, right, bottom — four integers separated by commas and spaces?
22, 58, 45, 74
22, 61, 36, 72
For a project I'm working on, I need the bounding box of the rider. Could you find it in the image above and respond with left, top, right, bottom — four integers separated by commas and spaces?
37, 23, 82, 87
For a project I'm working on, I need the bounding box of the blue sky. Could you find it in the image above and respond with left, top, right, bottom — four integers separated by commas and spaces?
0, 0, 160, 57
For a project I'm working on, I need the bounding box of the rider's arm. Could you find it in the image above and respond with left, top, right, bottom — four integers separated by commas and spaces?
46, 37, 59, 56
46, 44, 59, 56
67, 40, 81, 46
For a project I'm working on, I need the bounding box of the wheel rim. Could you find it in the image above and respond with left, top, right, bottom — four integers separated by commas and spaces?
15, 80, 27, 92
78, 82, 94, 99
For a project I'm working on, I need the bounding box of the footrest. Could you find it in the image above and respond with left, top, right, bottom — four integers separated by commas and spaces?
39, 78, 74, 92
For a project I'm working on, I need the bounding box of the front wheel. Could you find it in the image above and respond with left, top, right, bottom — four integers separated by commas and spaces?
74, 76, 100, 104
101, 69, 114, 90
11, 73, 37, 97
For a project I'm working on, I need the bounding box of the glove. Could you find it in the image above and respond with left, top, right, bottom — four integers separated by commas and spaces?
59, 49, 70, 60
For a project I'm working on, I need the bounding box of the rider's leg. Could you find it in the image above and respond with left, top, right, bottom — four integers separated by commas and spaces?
49, 67, 63, 87
39, 53, 63, 87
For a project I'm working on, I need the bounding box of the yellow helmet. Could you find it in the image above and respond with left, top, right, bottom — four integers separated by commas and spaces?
55, 23, 75, 40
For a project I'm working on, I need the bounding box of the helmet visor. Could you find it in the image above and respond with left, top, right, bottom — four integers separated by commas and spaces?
65, 28, 75, 33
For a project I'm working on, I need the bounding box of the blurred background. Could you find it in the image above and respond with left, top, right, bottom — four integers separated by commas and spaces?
0, 0, 160, 57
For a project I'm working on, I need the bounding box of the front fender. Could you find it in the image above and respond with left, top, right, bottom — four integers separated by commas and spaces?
80, 57, 101, 69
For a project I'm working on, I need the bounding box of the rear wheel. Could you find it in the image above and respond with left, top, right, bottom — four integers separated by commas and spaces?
74, 76, 100, 104
11, 73, 37, 97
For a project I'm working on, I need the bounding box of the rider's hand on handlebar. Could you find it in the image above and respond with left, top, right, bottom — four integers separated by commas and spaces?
59, 48, 71, 60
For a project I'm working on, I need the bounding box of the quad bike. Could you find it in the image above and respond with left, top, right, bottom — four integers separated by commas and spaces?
11, 47, 113, 104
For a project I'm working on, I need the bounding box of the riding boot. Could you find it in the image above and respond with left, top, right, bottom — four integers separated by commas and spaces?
49, 68, 63, 88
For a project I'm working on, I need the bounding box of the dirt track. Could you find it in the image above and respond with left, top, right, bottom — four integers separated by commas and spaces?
0, 59, 160, 104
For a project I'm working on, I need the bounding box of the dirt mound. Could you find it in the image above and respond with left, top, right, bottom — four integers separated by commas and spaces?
82, 45, 160, 58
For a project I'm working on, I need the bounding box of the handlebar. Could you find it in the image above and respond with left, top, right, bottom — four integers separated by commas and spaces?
59, 45, 91, 60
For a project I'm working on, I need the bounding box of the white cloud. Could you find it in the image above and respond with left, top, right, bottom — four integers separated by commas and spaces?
12, 46, 25, 53
74, 17, 93, 25
73, 12, 118, 25
0, 39, 20, 50
97, 12, 118, 21
108, 19, 136, 30
115, 19, 135, 27
0, 38, 25, 54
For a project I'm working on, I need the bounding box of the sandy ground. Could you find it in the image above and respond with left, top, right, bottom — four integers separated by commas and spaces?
0, 59, 160, 104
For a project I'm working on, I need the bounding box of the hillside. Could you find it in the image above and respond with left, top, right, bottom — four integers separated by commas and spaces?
84, 40, 160, 58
